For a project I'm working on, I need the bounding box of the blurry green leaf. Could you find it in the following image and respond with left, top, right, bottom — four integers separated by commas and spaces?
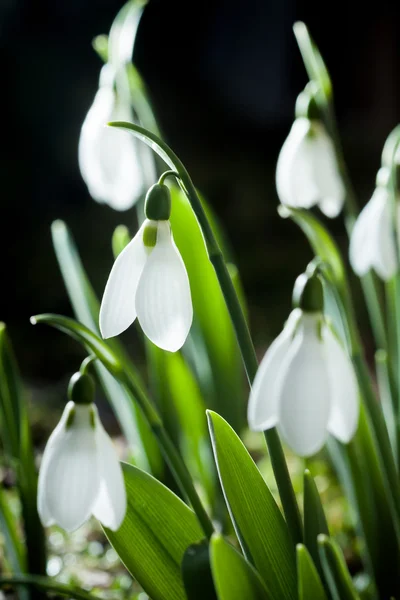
112, 224, 131, 258
0, 488, 26, 573
303, 469, 329, 580
105, 463, 204, 600
108, 0, 147, 67
318, 535, 360, 600
297, 544, 327, 600
92, 34, 108, 63
207, 411, 296, 599
210, 534, 269, 599
293, 21, 332, 102
0, 575, 103, 600
182, 539, 217, 600
51, 220, 161, 474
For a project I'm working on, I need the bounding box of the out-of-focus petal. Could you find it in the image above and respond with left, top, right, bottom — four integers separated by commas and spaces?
135, 221, 193, 352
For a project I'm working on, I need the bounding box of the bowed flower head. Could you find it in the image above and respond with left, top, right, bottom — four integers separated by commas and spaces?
38, 373, 126, 532
276, 117, 345, 218
78, 63, 144, 211
248, 277, 359, 457
349, 169, 399, 281
100, 184, 193, 352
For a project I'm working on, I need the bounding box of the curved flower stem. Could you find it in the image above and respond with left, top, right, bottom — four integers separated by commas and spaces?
0, 575, 102, 600
108, 122, 303, 544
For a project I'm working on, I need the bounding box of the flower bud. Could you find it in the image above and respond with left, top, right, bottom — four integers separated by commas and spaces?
68, 372, 95, 405
144, 183, 172, 221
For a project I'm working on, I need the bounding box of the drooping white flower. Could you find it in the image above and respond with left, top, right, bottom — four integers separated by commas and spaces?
78, 63, 144, 211
276, 117, 345, 218
100, 219, 193, 352
248, 309, 359, 457
38, 401, 126, 532
349, 182, 399, 281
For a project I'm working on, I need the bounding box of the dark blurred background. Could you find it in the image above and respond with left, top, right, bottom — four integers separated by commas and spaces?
1, 0, 400, 388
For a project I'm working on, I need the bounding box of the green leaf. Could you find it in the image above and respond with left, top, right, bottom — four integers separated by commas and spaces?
105, 463, 204, 600
51, 220, 161, 474
0, 488, 26, 573
182, 539, 217, 600
297, 544, 327, 600
207, 411, 296, 599
318, 535, 360, 600
108, 0, 147, 67
293, 21, 332, 102
0, 575, 103, 600
210, 534, 269, 599
303, 469, 329, 579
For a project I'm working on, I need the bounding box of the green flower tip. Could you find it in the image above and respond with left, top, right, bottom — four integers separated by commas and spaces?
68, 372, 95, 405
145, 183, 171, 221
292, 272, 324, 313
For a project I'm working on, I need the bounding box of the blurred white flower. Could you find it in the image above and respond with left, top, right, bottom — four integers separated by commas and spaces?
248, 309, 359, 457
100, 219, 193, 352
276, 117, 345, 218
78, 63, 144, 211
349, 183, 399, 281
38, 401, 126, 532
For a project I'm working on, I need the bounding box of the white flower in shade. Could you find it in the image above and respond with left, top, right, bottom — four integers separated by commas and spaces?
276, 117, 345, 218
100, 219, 193, 352
248, 309, 359, 457
78, 63, 144, 211
38, 401, 126, 532
349, 183, 399, 281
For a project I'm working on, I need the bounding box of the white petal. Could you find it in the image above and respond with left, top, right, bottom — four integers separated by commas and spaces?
78, 71, 144, 211
100, 220, 149, 338
135, 221, 193, 352
38, 403, 100, 532
92, 418, 127, 531
248, 309, 302, 431
311, 123, 345, 218
276, 314, 331, 457
323, 325, 359, 442
349, 187, 397, 281
276, 118, 320, 210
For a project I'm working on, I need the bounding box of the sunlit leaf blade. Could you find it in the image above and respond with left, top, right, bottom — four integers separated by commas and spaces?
210, 534, 269, 600
105, 463, 204, 600
303, 469, 329, 580
170, 187, 244, 431
108, 0, 147, 67
207, 411, 296, 599
296, 544, 327, 600
51, 220, 161, 474
182, 540, 217, 600
318, 535, 360, 600
293, 21, 332, 101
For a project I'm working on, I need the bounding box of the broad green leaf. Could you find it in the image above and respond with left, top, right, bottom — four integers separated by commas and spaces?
297, 544, 327, 600
105, 463, 204, 600
303, 469, 329, 579
207, 411, 296, 599
293, 21, 332, 102
182, 540, 217, 600
51, 220, 161, 474
318, 535, 360, 600
210, 534, 269, 600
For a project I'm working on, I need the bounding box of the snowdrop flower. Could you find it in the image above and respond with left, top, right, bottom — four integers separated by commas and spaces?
38, 373, 126, 532
276, 117, 345, 218
78, 63, 144, 211
349, 170, 399, 281
248, 276, 359, 457
100, 183, 193, 351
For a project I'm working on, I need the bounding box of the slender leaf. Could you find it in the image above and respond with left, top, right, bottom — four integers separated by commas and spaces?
104, 463, 204, 600
207, 410, 296, 599
0, 488, 26, 573
108, 0, 147, 67
293, 21, 332, 101
182, 539, 217, 600
318, 535, 360, 600
210, 534, 269, 600
51, 220, 161, 474
0, 575, 102, 600
297, 544, 327, 600
303, 469, 329, 579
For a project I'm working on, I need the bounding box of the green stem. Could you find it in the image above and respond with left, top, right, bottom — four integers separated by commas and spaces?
121, 369, 215, 539
0, 576, 102, 600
